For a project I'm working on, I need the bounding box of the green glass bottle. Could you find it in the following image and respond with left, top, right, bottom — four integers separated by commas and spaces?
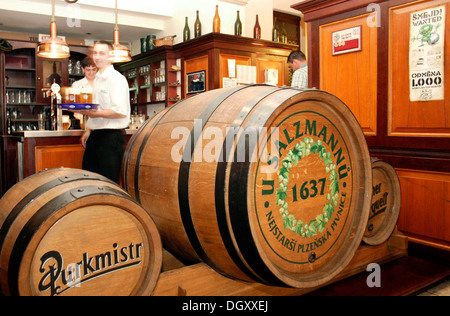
234, 11, 242, 36
281, 22, 288, 43
183, 17, 190, 41
194, 10, 202, 38
272, 18, 279, 42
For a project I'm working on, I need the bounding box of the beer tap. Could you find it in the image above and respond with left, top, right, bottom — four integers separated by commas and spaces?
42, 82, 63, 130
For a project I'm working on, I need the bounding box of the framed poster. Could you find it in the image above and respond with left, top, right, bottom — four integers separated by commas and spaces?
409, 5, 445, 101
332, 26, 362, 55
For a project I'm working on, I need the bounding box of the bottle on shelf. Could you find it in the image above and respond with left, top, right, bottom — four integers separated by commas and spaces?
280, 22, 288, 43
234, 10, 242, 36
272, 18, 279, 42
194, 10, 202, 38
253, 14, 261, 39
183, 17, 191, 41
213, 5, 220, 33
7, 117, 11, 135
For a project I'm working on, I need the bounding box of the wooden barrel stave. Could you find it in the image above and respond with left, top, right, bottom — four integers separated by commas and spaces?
123, 85, 372, 288
123, 108, 168, 197
188, 85, 283, 281
0, 168, 162, 296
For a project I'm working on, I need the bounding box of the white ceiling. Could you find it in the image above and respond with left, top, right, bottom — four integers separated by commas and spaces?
0, 0, 304, 43
0, 0, 169, 42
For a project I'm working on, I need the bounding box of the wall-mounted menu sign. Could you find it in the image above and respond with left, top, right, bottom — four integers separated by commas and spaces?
332, 26, 362, 56
409, 5, 445, 101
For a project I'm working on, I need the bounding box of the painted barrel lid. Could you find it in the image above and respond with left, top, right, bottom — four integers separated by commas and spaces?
363, 158, 401, 245
0, 168, 162, 296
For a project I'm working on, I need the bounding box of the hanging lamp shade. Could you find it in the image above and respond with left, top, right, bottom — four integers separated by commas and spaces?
110, 28, 132, 63
37, 0, 70, 59
110, 0, 131, 63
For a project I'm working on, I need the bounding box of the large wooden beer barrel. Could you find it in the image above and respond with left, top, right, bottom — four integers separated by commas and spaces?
123, 85, 372, 288
363, 158, 401, 245
0, 168, 162, 296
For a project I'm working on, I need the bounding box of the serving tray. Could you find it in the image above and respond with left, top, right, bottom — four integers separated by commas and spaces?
58, 103, 98, 110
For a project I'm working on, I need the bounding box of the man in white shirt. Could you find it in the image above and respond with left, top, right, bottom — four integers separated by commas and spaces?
71, 56, 97, 126
288, 50, 308, 89
72, 56, 97, 90
72, 40, 130, 183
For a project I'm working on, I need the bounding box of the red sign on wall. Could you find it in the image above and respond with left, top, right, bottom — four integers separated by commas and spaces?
332, 26, 362, 56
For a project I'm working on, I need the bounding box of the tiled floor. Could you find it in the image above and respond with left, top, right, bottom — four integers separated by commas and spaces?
417, 277, 450, 296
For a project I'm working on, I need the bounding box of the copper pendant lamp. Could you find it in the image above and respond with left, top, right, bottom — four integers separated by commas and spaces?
37, 0, 70, 59
110, 0, 132, 63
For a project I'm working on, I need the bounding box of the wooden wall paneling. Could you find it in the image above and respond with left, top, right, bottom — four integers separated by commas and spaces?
35, 144, 85, 173
388, 0, 450, 138
298, 0, 450, 149
218, 53, 251, 88
184, 55, 209, 98
319, 13, 378, 136
210, 48, 220, 91
292, 0, 383, 22
294, 0, 450, 249
307, 20, 321, 89
446, 180, 450, 243
396, 168, 450, 244
1, 136, 19, 194
255, 55, 286, 86
23, 136, 82, 178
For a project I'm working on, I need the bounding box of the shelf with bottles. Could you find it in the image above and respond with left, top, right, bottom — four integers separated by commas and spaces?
271, 18, 288, 43
5, 49, 37, 105
137, 64, 152, 104
2, 44, 35, 134
123, 68, 139, 105
5, 88, 36, 105
150, 60, 166, 103
152, 62, 166, 85
166, 59, 182, 105
6, 105, 50, 134
9, 121, 40, 133
3, 47, 41, 133
117, 47, 181, 107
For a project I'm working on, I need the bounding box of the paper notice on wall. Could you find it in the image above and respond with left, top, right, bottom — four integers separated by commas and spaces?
237, 65, 256, 84
223, 77, 237, 88
228, 59, 236, 78
264, 69, 278, 85
409, 5, 445, 101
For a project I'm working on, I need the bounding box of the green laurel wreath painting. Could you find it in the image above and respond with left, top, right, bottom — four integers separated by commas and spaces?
276, 137, 340, 239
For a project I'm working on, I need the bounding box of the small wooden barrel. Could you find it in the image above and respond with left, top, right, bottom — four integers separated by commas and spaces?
0, 168, 162, 296
363, 158, 401, 245
123, 85, 372, 288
